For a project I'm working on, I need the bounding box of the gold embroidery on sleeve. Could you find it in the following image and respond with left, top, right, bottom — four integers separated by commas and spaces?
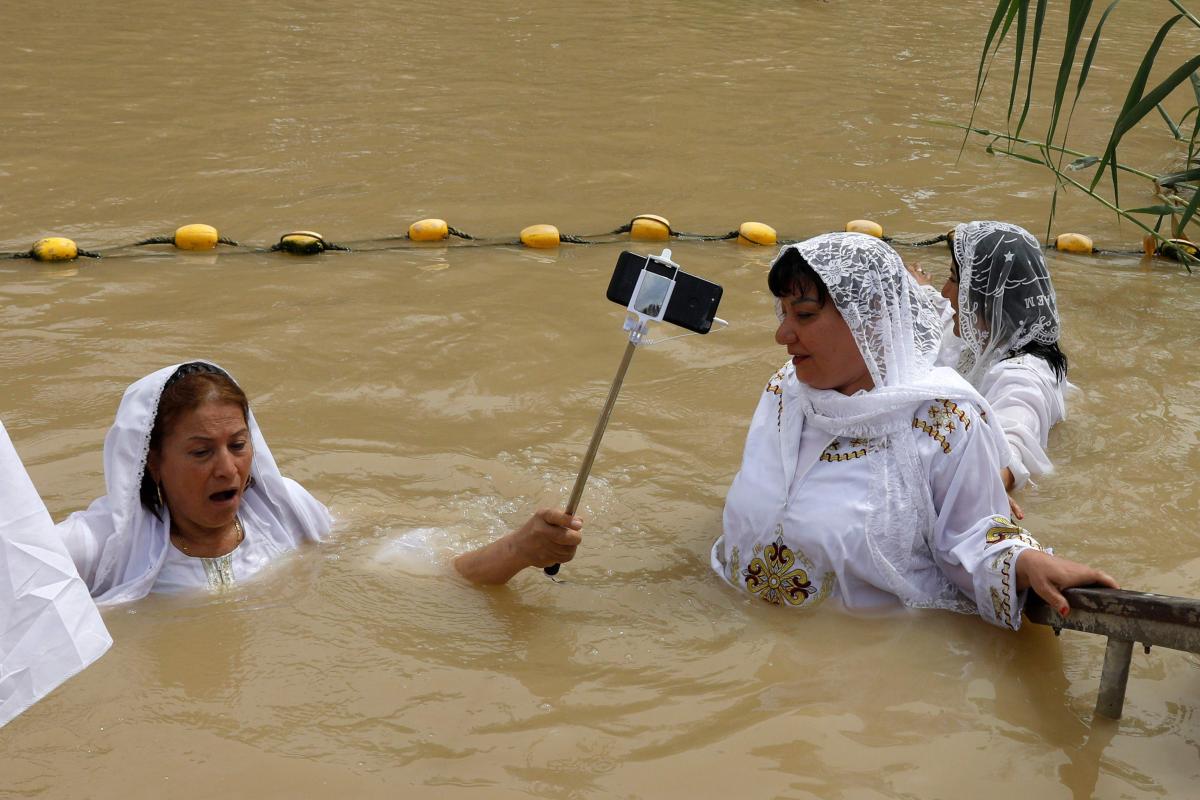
989, 548, 1018, 630
913, 399, 971, 454
765, 370, 785, 431
984, 516, 1044, 550
913, 418, 951, 453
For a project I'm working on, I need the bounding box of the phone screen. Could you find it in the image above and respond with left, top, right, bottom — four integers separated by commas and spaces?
606, 251, 723, 334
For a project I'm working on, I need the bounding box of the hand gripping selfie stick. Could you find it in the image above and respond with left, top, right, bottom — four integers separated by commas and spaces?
546, 249, 721, 576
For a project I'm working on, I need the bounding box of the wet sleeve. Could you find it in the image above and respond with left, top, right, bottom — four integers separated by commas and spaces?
54, 505, 108, 589
986, 363, 1063, 490
280, 477, 332, 542
921, 402, 1046, 630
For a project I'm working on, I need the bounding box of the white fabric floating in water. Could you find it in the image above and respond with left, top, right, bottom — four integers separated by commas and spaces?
372, 527, 453, 576
1, 420, 112, 728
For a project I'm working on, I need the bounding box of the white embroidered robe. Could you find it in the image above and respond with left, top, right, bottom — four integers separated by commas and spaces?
711, 365, 1043, 630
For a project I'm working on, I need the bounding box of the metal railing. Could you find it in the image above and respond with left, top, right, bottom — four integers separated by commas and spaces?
1025, 586, 1200, 719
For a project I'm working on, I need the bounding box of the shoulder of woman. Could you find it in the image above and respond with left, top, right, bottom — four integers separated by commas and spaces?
909, 396, 987, 456
991, 355, 1062, 396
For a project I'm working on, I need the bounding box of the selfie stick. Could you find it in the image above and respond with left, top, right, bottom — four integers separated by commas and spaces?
544, 250, 677, 577
544, 321, 646, 577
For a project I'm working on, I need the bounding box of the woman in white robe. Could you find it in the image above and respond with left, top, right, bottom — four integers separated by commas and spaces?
56, 361, 331, 606
941, 221, 1071, 491
53, 360, 582, 602
711, 233, 1115, 628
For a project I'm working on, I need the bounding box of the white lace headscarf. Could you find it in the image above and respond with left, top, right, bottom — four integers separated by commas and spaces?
55, 361, 330, 606
951, 221, 1060, 386
774, 233, 1010, 611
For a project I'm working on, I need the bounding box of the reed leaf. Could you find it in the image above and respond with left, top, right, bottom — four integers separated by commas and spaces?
960, 1, 1197, 266
1006, 0, 1028, 125
1046, 0, 1094, 151
1190, 71, 1200, 162
989, 146, 1194, 272
1013, 0, 1049, 141
1158, 167, 1200, 185
934, 119, 1158, 179
1066, 0, 1121, 148
1126, 204, 1184, 215
1165, 0, 1200, 26
1090, 14, 1187, 198
1157, 103, 1183, 138
1177, 177, 1200, 231
964, 1, 1023, 154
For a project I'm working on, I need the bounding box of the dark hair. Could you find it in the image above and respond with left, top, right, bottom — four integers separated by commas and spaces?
139, 363, 250, 518
768, 247, 829, 305
1007, 342, 1069, 382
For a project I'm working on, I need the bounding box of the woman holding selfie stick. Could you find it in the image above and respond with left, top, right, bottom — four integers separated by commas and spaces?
711, 233, 1115, 628
53, 360, 575, 603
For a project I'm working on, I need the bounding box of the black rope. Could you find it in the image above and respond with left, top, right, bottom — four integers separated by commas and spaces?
10, 249, 100, 260
133, 236, 175, 246
673, 230, 739, 241
446, 226, 474, 240
1091, 247, 1146, 256
559, 233, 590, 244
217, 236, 239, 246
887, 233, 950, 247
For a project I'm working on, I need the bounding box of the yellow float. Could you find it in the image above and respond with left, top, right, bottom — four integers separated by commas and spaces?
276, 231, 328, 255
31, 237, 79, 262
409, 218, 450, 242
845, 219, 884, 238
1160, 238, 1198, 263
629, 214, 672, 241
1054, 233, 1094, 254
737, 221, 777, 246
173, 223, 220, 251
520, 224, 560, 248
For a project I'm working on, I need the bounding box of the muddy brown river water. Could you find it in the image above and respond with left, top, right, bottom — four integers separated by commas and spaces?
2, 1, 1198, 797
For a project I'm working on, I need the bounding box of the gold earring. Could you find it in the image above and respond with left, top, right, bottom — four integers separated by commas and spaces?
156, 481, 164, 507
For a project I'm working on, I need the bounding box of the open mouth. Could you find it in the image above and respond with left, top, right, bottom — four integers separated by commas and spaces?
209, 488, 239, 503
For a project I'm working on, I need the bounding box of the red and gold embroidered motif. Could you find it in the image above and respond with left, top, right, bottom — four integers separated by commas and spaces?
984, 516, 1043, 550
744, 535, 816, 606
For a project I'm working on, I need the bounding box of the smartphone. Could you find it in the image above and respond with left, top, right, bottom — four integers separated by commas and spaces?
606, 251, 723, 334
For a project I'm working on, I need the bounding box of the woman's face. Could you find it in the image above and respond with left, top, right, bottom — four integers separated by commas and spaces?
941, 262, 961, 337
148, 400, 253, 536
775, 286, 873, 395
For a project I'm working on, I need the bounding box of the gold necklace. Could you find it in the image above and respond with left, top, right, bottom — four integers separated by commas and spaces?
173, 517, 244, 556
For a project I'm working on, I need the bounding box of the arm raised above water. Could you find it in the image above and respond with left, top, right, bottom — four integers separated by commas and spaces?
453, 508, 583, 585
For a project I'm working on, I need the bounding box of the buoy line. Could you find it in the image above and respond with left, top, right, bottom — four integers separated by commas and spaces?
5, 216, 1195, 269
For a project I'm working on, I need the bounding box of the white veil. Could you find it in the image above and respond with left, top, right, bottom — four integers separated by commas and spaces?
777, 233, 1010, 611
951, 221, 1060, 386
56, 361, 330, 607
